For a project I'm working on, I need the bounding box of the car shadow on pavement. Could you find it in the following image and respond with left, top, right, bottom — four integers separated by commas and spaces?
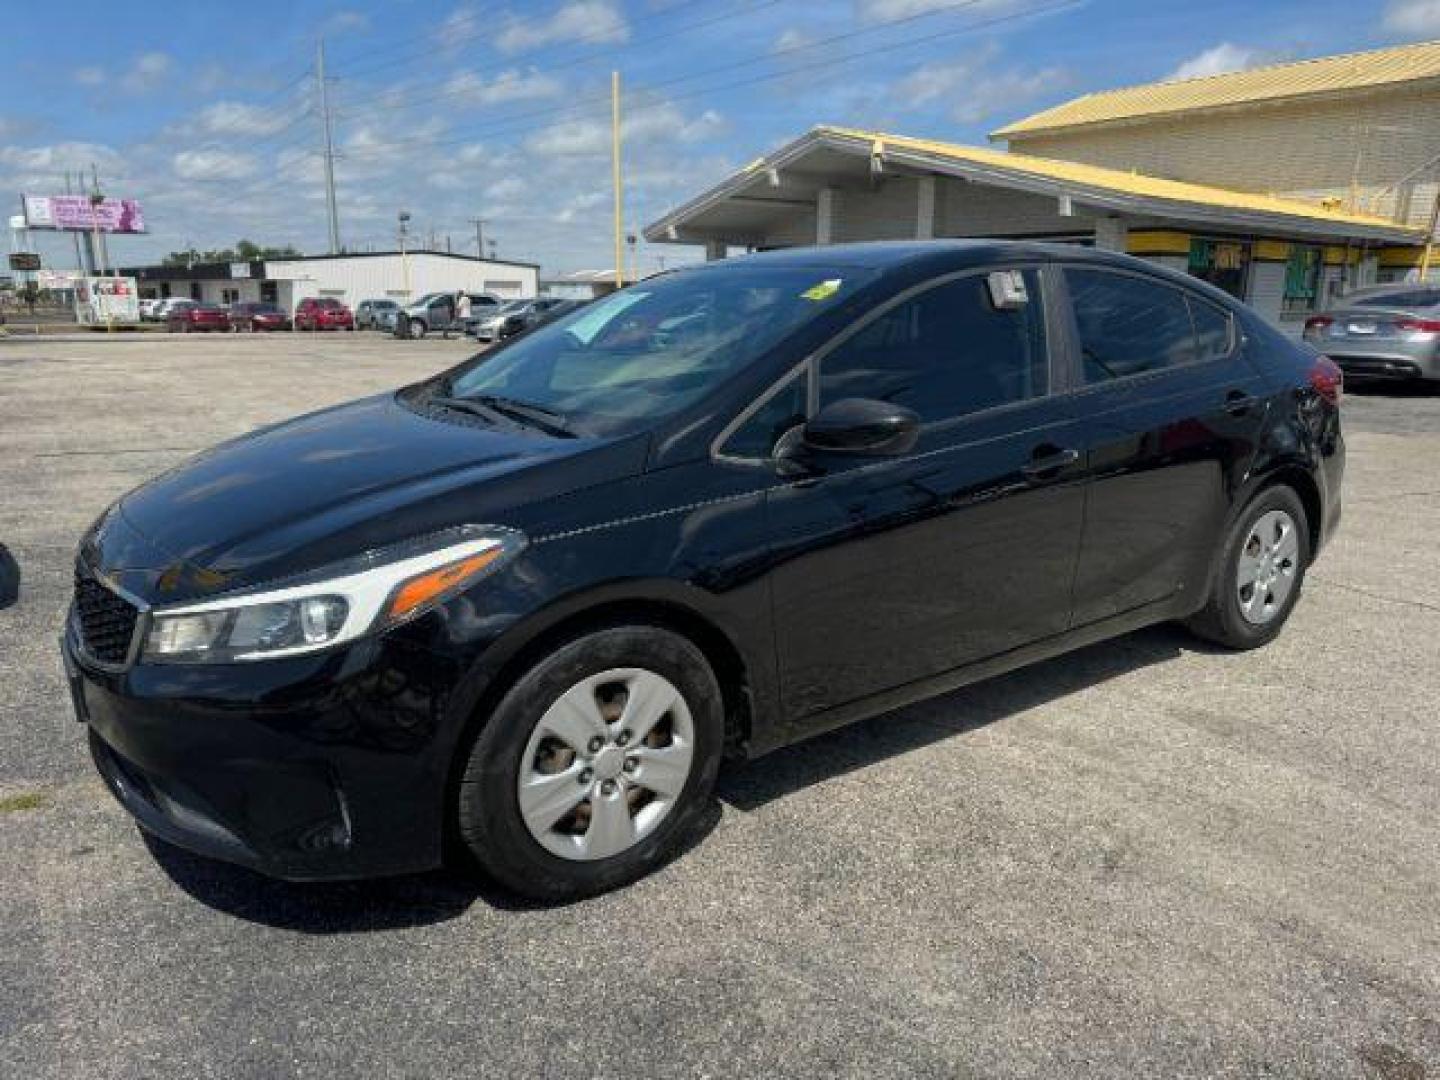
717, 623, 1201, 813
145, 624, 1194, 927
142, 797, 724, 929
0, 543, 19, 610
1345, 378, 1440, 398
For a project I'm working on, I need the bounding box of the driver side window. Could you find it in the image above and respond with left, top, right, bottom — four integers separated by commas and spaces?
817, 268, 1048, 425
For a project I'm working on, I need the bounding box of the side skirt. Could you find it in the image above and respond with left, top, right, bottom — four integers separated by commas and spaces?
748, 596, 1194, 757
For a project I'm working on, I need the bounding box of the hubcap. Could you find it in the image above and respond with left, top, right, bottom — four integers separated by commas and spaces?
516, 668, 695, 862
1236, 509, 1300, 625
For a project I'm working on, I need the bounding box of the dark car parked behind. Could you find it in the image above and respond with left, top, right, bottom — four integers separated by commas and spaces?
66, 241, 1343, 902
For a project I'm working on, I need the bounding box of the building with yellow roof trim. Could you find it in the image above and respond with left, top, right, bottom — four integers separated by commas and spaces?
646, 40, 1440, 331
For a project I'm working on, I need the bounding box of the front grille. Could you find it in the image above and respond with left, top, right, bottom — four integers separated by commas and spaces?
73, 564, 141, 666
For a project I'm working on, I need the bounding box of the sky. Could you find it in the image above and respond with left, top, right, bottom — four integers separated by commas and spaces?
1, 0, 1437, 278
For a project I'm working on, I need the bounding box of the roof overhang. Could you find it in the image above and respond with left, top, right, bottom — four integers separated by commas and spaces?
644, 127, 1426, 248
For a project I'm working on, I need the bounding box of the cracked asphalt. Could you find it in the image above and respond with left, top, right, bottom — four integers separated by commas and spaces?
1, 335, 1437, 1078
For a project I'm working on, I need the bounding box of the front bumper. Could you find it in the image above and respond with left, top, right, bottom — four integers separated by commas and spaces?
64, 624, 466, 881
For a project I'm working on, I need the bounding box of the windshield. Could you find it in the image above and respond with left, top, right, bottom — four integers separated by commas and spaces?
495, 300, 528, 314
443, 263, 870, 435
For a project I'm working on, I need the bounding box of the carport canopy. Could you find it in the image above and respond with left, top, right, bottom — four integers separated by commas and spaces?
643, 126, 1425, 255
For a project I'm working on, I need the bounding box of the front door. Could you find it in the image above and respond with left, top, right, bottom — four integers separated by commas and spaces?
761, 267, 1087, 726
1059, 266, 1270, 625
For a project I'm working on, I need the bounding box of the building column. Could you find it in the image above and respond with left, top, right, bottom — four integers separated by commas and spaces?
916, 175, 936, 240
703, 241, 727, 262
816, 187, 835, 246
1093, 217, 1128, 252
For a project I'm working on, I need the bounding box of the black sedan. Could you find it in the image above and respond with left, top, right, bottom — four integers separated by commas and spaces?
64, 241, 1342, 900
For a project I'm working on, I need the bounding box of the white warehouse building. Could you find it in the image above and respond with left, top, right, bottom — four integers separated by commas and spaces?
122, 250, 540, 312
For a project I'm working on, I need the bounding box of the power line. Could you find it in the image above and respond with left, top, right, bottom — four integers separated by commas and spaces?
336, 0, 786, 119
343, 0, 1071, 161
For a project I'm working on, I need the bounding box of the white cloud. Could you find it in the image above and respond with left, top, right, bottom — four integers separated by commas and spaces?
526, 101, 724, 158
172, 149, 258, 180
120, 52, 174, 94
329, 9, 370, 33
859, 0, 1031, 19
1165, 42, 1263, 81
1383, 0, 1440, 33
495, 1, 628, 53
437, 4, 482, 47
774, 27, 811, 52
893, 46, 1065, 123
195, 102, 292, 137
73, 66, 106, 87
443, 68, 564, 106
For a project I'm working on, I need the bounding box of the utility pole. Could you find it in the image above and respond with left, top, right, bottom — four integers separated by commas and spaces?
611, 70, 624, 289
91, 163, 111, 276
397, 210, 412, 298
469, 217, 486, 258
63, 172, 88, 275
316, 38, 341, 254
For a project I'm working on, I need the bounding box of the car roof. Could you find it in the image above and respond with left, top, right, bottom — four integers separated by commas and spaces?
727, 239, 1144, 271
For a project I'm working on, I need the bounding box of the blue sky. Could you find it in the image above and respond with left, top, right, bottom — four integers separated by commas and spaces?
1, 0, 1435, 276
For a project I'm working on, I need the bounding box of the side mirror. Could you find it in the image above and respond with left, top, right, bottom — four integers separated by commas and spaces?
801, 397, 920, 456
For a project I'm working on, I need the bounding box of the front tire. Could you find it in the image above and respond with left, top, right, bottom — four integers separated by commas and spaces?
455, 625, 723, 901
1185, 485, 1310, 650
408, 318, 426, 340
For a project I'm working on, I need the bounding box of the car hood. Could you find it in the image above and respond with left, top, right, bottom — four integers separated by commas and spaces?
101, 392, 644, 604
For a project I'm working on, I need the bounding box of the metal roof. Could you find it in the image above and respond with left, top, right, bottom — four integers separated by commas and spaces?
645, 126, 1423, 245
993, 38, 1440, 140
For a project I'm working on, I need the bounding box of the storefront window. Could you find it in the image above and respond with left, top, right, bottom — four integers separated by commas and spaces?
1282, 245, 1323, 313
1187, 239, 1250, 299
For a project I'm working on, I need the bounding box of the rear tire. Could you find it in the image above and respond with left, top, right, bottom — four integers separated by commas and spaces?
1185, 485, 1310, 650
455, 625, 723, 901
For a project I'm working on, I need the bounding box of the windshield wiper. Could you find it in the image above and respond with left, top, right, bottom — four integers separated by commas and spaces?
432, 393, 574, 438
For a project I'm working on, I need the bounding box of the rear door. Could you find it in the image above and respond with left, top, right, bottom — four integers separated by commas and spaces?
752, 265, 1087, 723
1059, 265, 1268, 626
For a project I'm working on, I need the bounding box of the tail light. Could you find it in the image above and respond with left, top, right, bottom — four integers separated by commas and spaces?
1309, 355, 1343, 405
1303, 315, 1333, 334
1395, 317, 1440, 332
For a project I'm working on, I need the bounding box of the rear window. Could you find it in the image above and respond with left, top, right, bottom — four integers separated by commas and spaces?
1353, 288, 1440, 309
317, 298, 343, 309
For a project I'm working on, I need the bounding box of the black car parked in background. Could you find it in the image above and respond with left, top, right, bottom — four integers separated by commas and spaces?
64, 242, 1343, 900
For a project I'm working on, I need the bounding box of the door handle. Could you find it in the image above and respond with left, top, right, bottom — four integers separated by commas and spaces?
1224, 389, 1258, 416
1021, 446, 1080, 480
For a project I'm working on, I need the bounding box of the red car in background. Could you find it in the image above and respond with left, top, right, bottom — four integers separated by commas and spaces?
167, 302, 231, 333
295, 297, 355, 331
229, 301, 292, 332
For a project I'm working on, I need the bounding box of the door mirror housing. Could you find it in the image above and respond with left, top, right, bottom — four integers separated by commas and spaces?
801, 398, 920, 456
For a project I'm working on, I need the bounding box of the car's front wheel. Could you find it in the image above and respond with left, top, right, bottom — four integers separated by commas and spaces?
408, 318, 426, 339
455, 625, 723, 901
1185, 485, 1310, 650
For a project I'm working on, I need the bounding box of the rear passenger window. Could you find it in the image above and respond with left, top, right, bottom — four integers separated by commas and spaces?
818, 269, 1047, 424
1066, 268, 1196, 383
1188, 297, 1233, 362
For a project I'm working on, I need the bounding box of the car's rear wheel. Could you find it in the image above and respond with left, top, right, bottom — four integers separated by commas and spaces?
455, 625, 723, 901
1185, 485, 1310, 650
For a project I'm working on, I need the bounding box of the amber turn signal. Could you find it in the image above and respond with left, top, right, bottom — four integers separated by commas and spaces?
386, 548, 505, 621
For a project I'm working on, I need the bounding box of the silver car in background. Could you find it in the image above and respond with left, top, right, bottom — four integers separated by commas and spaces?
1304, 285, 1440, 383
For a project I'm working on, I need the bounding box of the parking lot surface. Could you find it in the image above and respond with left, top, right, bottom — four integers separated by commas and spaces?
2, 335, 1438, 1079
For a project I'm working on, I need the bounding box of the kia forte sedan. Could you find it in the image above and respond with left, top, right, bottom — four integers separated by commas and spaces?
64, 242, 1343, 900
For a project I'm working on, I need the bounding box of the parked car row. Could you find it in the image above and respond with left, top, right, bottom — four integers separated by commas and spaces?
140, 293, 584, 340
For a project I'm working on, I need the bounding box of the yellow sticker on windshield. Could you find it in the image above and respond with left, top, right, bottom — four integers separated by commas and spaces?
800, 278, 842, 301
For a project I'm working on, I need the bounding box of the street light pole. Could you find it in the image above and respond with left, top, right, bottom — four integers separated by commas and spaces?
317, 38, 341, 254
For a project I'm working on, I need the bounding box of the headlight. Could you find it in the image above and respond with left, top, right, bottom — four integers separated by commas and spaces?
142, 525, 525, 664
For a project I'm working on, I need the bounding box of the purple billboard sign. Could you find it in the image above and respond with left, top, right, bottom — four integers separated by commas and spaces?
22, 195, 147, 234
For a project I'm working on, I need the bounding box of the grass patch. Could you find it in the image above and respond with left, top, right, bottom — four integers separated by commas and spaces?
0, 791, 49, 813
